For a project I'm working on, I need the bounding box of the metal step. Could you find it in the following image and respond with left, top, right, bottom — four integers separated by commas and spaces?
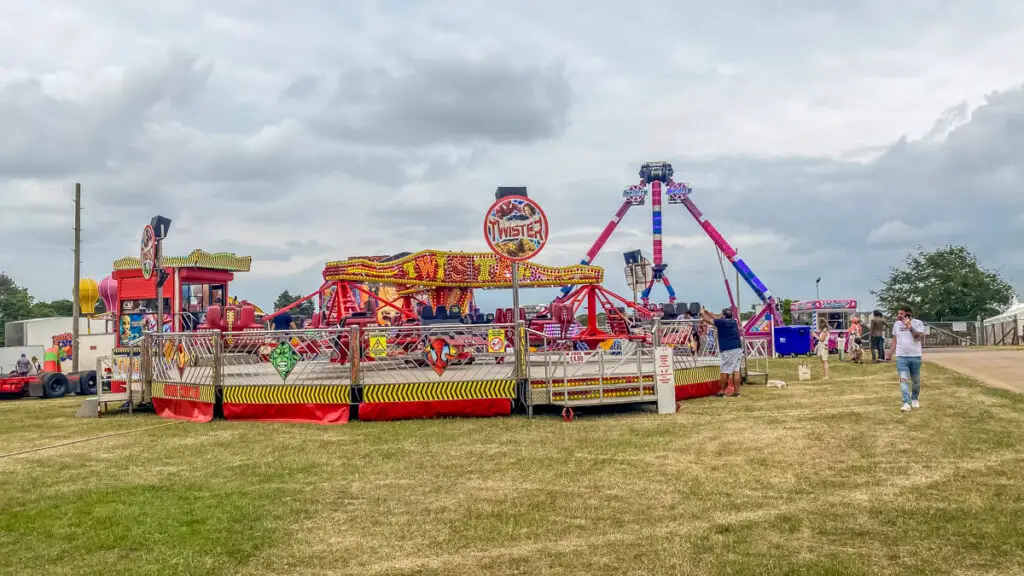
98, 392, 129, 402
556, 394, 658, 407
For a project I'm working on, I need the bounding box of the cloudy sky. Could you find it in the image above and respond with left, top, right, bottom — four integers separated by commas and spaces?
2, 1, 1023, 314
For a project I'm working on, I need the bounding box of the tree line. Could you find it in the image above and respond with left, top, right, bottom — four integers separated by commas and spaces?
0, 273, 108, 346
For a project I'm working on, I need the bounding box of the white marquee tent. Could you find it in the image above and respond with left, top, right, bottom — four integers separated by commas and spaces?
983, 296, 1024, 339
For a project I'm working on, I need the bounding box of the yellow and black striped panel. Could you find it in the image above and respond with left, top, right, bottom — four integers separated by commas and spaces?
223, 385, 350, 405
152, 381, 215, 403
363, 380, 515, 403
674, 365, 720, 385
529, 375, 654, 389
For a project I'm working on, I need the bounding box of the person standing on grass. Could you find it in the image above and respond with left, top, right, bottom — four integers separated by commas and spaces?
700, 307, 742, 397
869, 310, 887, 362
848, 316, 864, 363
815, 319, 831, 379
889, 305, 925, 412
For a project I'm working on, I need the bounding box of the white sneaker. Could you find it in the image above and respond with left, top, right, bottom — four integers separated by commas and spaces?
911, 400, 919, 409
901, 403, 911, 412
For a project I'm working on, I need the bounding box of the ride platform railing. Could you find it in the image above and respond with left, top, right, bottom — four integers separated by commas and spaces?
526, 328, 656, 410
651, 319, 724, 394
133, 318, 732, 420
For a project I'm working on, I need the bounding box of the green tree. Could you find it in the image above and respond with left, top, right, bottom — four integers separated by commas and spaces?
871, 245, 1015, 321
0, 273, 34, 346
29, 298, 75, 318
779, 298, 793, 325
273, 290, 314, 319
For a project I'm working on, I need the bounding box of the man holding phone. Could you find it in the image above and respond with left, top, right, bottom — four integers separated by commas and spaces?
889, 305, 925, 412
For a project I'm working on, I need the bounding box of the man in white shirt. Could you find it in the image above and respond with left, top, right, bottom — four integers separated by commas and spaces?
888, 306, 925, 412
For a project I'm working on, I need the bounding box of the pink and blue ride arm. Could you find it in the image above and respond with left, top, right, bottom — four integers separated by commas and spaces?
678, 194, 772, 305
558, 198, 634, 299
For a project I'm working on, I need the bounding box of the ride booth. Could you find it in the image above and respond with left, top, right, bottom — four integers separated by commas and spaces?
788, 299, 858, 355
110, 249, 254, 421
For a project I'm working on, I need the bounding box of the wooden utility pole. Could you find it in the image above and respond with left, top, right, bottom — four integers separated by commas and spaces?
72, 183, 81, 373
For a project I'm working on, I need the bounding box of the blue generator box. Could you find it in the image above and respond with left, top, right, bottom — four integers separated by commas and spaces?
774, 325, 812, 356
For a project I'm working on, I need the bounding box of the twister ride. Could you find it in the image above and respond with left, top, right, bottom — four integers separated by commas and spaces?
90, 163, 776, 425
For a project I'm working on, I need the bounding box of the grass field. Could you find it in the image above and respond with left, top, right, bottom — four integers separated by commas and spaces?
1, 358, 1023, 575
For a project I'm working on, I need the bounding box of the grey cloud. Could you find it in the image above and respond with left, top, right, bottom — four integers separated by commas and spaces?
310, 57, 573, 147
279, 75, 321, 102
0, 50, 212, 179
213, 239, 335, 261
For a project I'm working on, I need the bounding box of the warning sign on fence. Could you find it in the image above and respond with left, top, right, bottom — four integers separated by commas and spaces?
487, 329, 506, 353
368, 333, 387, 358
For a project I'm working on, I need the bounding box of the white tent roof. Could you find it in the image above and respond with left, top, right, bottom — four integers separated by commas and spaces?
984, 296, 1024, 324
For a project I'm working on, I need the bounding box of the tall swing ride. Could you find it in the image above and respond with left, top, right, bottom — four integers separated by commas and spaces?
555, 161, 783, 339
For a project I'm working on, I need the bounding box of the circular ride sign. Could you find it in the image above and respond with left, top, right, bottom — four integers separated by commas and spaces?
140, 225, 156, 280
483, 196, 548, 262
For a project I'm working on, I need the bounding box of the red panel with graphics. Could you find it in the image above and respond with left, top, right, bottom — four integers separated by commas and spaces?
358, 399, 511, 421
153, 384, 214, 422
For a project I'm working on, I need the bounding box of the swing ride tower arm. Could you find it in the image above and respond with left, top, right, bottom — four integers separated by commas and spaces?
677, 193, 774, 305
558, 198, 634, 299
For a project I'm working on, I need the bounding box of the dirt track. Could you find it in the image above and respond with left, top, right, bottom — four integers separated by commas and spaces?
926, 349, 1024, 393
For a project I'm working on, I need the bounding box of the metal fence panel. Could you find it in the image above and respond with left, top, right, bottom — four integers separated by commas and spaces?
148, 333, 217, 386
526, 328, 656, 407
744, 337, 769, 358
219, 329, 350, 386
655, 319, 721, 370
922, 321, 983, 348
983, 320, 1020, 346
359, 323, 516, 385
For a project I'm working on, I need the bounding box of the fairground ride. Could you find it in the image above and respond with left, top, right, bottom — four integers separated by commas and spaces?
557, 161, 784, 340
261, 250, 653, 351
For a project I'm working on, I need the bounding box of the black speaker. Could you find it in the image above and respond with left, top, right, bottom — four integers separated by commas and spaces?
150, 215, 172, 238
495, 186, 528, 199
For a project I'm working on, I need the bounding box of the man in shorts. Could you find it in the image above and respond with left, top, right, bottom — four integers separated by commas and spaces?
701, 307, 743, 397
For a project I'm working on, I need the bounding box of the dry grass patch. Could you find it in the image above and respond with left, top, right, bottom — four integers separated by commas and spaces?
0, 358, 1022, 575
